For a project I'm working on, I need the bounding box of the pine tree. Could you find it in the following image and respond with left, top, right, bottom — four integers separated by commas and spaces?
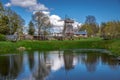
28, 21, 35, 35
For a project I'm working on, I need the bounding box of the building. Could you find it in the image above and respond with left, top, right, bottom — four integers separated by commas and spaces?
74, 30, 87, 37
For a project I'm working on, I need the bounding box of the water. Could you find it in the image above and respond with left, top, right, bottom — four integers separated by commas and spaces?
0, 50, 120, 80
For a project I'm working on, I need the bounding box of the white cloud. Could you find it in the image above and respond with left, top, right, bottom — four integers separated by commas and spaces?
42, 11, 50, 15
29, 3, 48, 11
6, 0, 48, 11
73, 21, 82, 29
50, 15, 64, 27
48, 53, 64, 71
49, 15, 64, 33
5, 2, 11, 7
10, 0, 36, 7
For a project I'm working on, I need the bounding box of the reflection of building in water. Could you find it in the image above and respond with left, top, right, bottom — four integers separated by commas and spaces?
63, 51, 74, 70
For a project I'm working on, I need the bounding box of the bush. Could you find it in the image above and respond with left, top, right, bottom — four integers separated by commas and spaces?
0, 34, 6, 41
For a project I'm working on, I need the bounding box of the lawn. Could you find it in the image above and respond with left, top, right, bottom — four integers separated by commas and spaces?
0, 38, 120, 56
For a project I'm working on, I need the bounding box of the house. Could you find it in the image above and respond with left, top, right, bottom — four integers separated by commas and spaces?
6, 32, 19, 41
74, 30, 87, 38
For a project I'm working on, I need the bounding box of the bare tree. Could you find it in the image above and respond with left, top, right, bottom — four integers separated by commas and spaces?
32, 12, 50, 40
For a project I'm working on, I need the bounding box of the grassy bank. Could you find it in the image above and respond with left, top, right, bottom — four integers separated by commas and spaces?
0, 38, 120, 56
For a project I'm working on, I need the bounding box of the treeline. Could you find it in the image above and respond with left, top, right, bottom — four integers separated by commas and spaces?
0, 1, 120, 40
79, 15, 120, 39
0, 2, 24, 35
100, 21, 120, 39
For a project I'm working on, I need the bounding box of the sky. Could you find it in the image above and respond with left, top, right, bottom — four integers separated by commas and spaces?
1, 0, 120, 27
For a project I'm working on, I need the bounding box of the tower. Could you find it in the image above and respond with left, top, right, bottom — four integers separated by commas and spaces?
63, 18, 74, 39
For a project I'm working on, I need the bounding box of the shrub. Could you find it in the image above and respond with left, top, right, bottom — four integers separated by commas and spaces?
0, 34, 6, 41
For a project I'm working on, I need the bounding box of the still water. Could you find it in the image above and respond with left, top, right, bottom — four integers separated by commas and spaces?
0, 50, 120, 80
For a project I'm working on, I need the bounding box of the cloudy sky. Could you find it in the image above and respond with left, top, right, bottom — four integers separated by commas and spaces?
2, 0, 120, 27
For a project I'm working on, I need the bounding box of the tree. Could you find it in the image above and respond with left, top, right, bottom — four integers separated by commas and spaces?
0, 16, 10, 34
6, 8, 25, 34
80, 24, 93, 37
80, 15, 99, 37
28, 21, 35, 35
100, 21, 120, 39
32, 11, 50, 40
0, 2, 4, 16
85, 15, 96, 24
0, 2, 10, 34
0, 2, 25, 35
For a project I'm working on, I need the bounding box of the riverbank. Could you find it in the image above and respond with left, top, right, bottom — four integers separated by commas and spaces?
0, 39, 120, 56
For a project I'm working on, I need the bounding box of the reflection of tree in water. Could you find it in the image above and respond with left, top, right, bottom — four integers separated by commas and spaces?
0, 51, 51, 80
81, 53, 120, 72
100, 54, 119, 70
1, 51, 120, 80
0, 56, 10, 77
28, 51, 34, 70
32, 51, 51, 80
82, 53, 99, 72
0, 55, 23, 79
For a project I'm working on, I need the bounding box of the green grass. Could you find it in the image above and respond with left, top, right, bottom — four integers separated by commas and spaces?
0, 38, 120, 56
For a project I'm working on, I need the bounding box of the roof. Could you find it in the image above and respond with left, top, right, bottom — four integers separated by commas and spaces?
74, 31, 87, 35
65, 18, 74, 23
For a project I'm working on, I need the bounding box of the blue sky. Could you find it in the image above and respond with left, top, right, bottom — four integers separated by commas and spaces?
2, 0, 120, 26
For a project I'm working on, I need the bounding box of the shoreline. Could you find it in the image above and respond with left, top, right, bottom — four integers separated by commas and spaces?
0, 39, 120, 56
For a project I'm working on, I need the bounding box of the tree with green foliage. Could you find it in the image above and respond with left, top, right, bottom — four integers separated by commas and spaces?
0, 2, 10, 34
0, 15, 10, 34
80, 15, 99, 37
100, 21, 120, 39
28, 21, 35, 35
0, 34, 6, 41
80, 24, 93, 37
6, 8, 25, 34
0, 2, 4, 16
0, 2, 25, 35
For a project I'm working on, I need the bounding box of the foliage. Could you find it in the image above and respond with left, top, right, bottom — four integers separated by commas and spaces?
0, 2, 25, 35
6, 8, 25, 34
100, 21, 120, 39
0, 16, 10, 34
0, 2, 4, 15
80, 15, 99, 37
28, 21, 35, 35
0, 34, 6, 41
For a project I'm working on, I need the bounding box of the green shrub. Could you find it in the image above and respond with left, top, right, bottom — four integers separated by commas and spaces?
0, 34, 6, 41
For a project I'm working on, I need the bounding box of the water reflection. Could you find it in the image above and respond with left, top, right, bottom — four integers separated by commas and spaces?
0, 50, 120, 80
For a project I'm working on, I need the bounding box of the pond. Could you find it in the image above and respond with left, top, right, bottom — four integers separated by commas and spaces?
0, 50, 120, 80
